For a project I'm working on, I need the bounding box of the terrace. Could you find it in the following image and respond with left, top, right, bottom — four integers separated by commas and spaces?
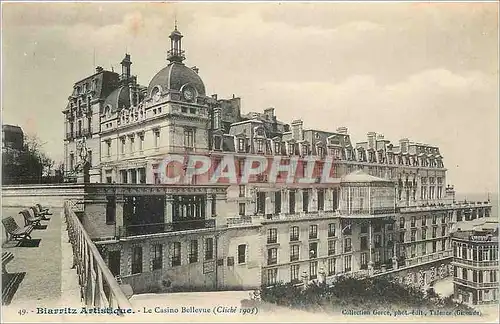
1, 203, 132, 320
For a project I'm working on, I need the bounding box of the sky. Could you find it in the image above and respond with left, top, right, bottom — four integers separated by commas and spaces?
2, 2, 498, 195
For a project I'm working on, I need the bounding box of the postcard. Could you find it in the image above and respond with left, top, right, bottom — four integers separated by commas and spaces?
1, 1, 498, 323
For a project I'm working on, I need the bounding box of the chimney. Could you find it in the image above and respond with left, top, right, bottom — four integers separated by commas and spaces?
399, 138, 409, 153
191, 66, 199, 74
376, 134, 385, 140
291, 119, 304, 141
264, 108, 275, 120
367, 132, 376, 149
336, 127, 348, 134
95, 66, 104, 73
212, 94, 218, 100
120, 54, 132, 81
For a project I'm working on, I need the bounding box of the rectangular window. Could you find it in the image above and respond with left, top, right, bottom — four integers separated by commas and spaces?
289, 190, 296, 214
106, 141, 111, 157
152, 244, 163, 270
69, 153, 75, 170
411, 230, 416, 242
328, 223, 336, 237
422, 242, 427, 255
441, 226, 446, 237
154, 129, 160, 148
139, 133, 144, 151
309, 242, 318, 259
267, 228, 278, 244
238, 244, 246, 264
309, 225, 318, 239
290, 226, 299, 241
138, 167, 146, 184
239, 203, 246, 216
189, 240, 198, 263
360, 236, 368, 250
432, 241, 437, 253
317, 189, 325, 211
106, 196, 116, 224
309, 261, 318, 279
303, 189, 309, 212
411, 216, 416, 227
291, 264, 300, 283
238, 139, 245, 152
344, 238, 352, 253
328, 258, 336, 275
184, 129, 194, 148
375, 235, 381, 248
121, 137, 126, 154
344, 255, 352, 272
205, 238, 214, 260
239, 185, 245, 197
328, 240, 336, 255
441, 239, 446, 251
400, 217, 405, 229
172, 242, 181, 266
129, 136, 135, 153
361, 252, 368, 269
268, 248, 277, 265
290, 245, 299, 261
267, 268, 277, 285
131, 246, 142, 274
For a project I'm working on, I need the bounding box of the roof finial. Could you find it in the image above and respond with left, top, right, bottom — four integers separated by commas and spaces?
174, 14, 178, 31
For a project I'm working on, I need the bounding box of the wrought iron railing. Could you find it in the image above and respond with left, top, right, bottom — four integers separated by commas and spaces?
64, 201, 133, 311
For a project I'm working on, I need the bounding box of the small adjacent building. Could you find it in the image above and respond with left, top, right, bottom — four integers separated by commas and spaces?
451, 217, 499, 305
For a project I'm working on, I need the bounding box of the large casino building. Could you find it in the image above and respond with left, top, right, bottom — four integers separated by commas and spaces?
62, 26, 495, 295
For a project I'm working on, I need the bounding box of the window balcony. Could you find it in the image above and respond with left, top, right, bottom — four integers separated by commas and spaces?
268, 258, 277, 265
290, 255, 299, 262
171, 256, 181, 267
290, 235, 299, 242
267, 237, 278, 244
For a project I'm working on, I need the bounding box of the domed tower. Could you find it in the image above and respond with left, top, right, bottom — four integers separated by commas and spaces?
145, 23, 211, 158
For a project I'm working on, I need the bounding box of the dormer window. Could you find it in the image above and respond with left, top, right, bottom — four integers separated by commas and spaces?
317, 146, 324, 157
301, 144, 308, 156
238, 139, 245, 152
274, 142, 281, 155
256, 139, 264, 153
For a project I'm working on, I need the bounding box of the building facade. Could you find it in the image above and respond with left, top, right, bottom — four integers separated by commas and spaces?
451, 218, 499, 305
65, 26, 493, 295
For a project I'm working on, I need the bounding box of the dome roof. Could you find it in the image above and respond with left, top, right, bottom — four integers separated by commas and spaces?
147, 62, 206, 98
104, 86, 130, 113
341, 170, 393, 184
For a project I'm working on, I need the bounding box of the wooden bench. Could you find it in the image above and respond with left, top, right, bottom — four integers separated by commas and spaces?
20, 209, 42, 227
2, 217, 33, 242
35, 204, 52, 216
2, 252, 14, 274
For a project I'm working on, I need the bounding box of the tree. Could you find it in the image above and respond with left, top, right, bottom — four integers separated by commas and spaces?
259, 275, 473, 313
2, 135, 55, 184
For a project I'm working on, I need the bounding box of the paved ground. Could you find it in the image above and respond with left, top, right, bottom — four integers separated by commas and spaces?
2, 206, 82, 322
